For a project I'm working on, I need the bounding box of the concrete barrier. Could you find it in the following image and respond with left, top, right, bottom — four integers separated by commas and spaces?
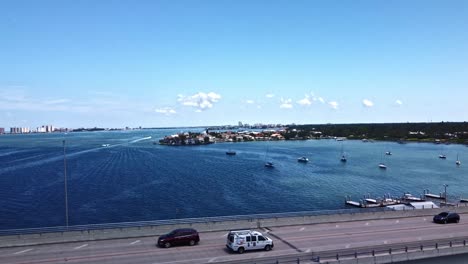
2, 206, 468, 248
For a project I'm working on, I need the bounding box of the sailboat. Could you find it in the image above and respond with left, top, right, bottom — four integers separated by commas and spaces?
439, 145, 446, 159
340, 142, 347, 162
456, 153, 461, 166
264, 145, 274, 168
378, 148, 387, 169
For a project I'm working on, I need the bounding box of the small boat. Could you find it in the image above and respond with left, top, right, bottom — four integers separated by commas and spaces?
102, 144, 110, 147
297, 156, 309, 163
226, 150, 236, 155
385, 151, 392, 155
402, 193, 425, 202
439, 154, 447, 159
378, 163, 387, 169
456, 153, 461, 165
265, 162, 274, 168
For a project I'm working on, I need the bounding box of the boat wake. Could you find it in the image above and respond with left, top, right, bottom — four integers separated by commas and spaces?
0, 136, 153, 175
129, 136, 152, 143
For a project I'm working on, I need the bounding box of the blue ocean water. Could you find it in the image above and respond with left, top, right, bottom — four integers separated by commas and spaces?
0, 130, 467, 229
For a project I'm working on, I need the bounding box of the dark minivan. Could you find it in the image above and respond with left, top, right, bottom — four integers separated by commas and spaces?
157, 228, 200, 248
433, 212, 460, 224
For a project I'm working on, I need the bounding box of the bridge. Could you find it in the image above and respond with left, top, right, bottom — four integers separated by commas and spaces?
2, 205, 468, 264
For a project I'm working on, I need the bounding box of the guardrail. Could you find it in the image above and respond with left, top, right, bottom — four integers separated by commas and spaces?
2, 204, 467, 237
215, 236, 468, 264
0, 207, 393, 236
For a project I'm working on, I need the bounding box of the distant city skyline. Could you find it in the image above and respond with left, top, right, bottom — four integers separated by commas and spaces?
1, 1, 467, 128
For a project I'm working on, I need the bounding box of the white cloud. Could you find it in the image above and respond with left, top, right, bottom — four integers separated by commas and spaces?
266, 93, 275, 98
395, 99, 403, 106
0, 88, 150, 114
155, 107, 176, 115
245, 100, 255, 104
328, 101, 339, 110
318, 97, 325, 104
297, 95, 312, 106
44, 99, 71, 105
280, 98, 293, 109
177, 92, 221, 111
362, 99, 374, 108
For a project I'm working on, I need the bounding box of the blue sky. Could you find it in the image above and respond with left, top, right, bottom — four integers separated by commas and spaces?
1, 1, 467, 128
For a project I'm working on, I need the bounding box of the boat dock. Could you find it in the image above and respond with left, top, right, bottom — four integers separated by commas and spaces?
346, 189, 462, 209
423, 190, 445, 200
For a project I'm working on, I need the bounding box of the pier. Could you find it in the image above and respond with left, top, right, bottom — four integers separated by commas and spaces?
345, 190, 456, 209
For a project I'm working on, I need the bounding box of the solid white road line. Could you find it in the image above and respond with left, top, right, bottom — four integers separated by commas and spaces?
13, 249, 33, 255
74, 244, 88, 250
130, 240, 141, 245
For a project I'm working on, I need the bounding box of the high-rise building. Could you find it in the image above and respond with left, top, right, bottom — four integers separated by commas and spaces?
0, 128, 5, 134
10, 127, 30, 134
46, 125, 54, 133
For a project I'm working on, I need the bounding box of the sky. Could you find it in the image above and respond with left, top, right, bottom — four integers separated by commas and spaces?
1, 0, 467, 129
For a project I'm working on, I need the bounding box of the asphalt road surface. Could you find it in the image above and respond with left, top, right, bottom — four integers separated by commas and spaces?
2, 213, 468, 264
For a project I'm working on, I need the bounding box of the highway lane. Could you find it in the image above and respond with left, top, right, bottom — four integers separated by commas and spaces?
2, 213, 468, 264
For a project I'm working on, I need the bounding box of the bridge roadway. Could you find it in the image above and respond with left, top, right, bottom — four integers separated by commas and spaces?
2, 212, 468, 264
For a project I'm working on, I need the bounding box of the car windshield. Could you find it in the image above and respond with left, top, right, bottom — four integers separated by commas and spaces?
167, 230, 177, 236
439, 212, 449, 217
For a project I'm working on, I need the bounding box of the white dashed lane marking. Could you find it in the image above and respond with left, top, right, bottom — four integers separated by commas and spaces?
130, 240, 141, 245
300, 227, 305, 231
13, 249, 33, 255
74, 244, 88, 250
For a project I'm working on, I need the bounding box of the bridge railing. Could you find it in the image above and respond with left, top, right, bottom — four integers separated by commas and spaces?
2, 203, 467, 237
0, 207, 393, 236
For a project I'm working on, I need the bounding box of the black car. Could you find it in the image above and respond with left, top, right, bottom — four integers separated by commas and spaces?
157, 228, 200, 248
433, 212, 460, 224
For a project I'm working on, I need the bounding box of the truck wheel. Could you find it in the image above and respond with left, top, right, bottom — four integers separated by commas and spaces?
265, 245, 271, 251
164, 242, 171, 248
238, 247, 245, 254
